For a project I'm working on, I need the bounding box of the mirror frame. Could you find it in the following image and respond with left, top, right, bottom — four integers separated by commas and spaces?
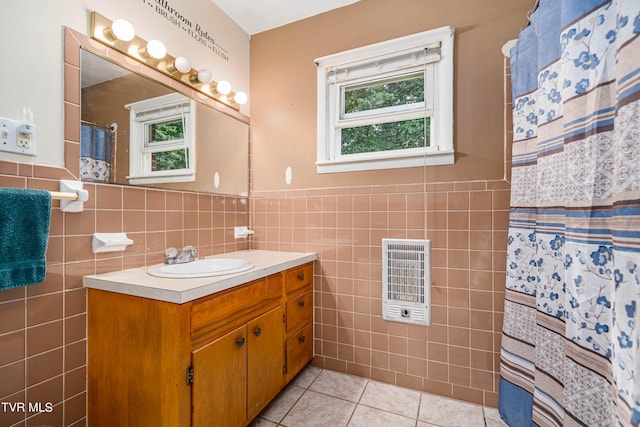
63, 26, 250, 191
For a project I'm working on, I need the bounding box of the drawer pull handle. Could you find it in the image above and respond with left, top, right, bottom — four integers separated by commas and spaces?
298, 273, 305, 281
253, 327, 261, 337
299, 335, 306, 344
236, 337, 245, 347
298, 300, 305, 308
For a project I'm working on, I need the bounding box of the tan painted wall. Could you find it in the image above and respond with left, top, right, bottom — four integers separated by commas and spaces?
250, 0, 529, 191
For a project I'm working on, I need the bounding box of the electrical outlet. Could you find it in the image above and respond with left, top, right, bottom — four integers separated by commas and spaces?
16, 124, 34, 148
17, 137, 31, 148
0, 117, 36, 156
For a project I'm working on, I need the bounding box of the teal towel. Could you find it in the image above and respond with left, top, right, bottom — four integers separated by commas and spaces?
0, 188, 52, 290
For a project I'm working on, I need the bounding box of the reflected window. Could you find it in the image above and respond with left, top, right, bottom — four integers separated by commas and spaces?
126, 93, 196, 184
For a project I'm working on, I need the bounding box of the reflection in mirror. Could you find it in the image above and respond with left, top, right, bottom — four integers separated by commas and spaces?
80, 49, 249, 196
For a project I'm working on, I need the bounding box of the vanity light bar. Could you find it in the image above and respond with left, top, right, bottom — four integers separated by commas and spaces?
89, 11, 246, 111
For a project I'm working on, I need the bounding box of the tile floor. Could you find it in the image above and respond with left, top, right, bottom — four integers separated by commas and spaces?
252, 366, 508, 427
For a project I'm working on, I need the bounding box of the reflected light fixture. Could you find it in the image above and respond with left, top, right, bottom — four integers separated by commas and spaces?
108, 18, 135, 41
168, 56, 191, 74
216, 80, 231, 95
90, 11, 247, 111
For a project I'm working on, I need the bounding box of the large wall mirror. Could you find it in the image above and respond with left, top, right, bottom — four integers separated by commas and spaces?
65, 27, 250, 196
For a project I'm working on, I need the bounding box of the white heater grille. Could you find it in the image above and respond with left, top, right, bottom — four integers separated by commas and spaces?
382, 238, 431, 326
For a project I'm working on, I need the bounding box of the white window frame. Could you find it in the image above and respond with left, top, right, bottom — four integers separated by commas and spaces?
315, 26, 454, 174
125, 93, 196, 185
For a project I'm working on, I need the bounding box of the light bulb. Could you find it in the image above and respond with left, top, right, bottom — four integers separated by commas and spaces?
197, 69, 213, 84
146, 40, 167, 59
171, 56, 191, 73
110, 19, 135, 41
217, 80, 231, 95
234, 91, 248, 105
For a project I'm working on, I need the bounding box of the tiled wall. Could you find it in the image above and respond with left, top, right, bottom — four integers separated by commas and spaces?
251, 180, 510, 406
0, 160, 248, 427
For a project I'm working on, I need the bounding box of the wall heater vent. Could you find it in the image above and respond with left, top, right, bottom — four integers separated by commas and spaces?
382, 238, 431, 326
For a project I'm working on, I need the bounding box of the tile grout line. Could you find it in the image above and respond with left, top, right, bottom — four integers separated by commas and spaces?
344, 376, 369, 426
415, 389, 423, 427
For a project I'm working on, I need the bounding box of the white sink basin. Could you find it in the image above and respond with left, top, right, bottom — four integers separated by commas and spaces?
147, 258, 254, 278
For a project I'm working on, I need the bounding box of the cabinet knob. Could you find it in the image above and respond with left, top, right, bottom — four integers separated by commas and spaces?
236, 337, 245, 347
298, 300, 305, 308
299, 335, 306, 344
253, 327, 261, 337
298, 273, 305, 281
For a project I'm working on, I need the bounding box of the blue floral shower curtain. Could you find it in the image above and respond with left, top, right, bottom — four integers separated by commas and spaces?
80, 123, 113, 183
499, 0, 640, 426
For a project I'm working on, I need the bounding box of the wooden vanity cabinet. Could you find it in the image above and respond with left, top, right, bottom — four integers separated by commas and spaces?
88, 263, 314, 427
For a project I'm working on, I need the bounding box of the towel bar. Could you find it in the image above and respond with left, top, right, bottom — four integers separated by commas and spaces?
50, 191, 81, 201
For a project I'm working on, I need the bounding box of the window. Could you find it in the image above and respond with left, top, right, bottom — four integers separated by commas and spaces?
126, 93, 196, 184
315, 26, 454, 173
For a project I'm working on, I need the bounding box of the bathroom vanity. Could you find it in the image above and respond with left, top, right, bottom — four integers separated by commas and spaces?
84, 250, 316, 427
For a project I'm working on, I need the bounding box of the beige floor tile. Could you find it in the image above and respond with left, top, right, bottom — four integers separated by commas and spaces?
348, 405, 417, 427
291, 364, 322, 389
256, 368, 505, 427
359, 380, 421, 419
281, 390, 356, 427
418, 393, 485, 427
309, 369, 368, 402
484, 406, 508, 427
259, 385, 305, 423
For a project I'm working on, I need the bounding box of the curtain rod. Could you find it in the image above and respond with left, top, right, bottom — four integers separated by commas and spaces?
82, 120, 116, 131
523, 0, 540, 29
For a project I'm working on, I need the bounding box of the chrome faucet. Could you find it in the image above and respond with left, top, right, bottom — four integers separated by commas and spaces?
164, 246, 197, 264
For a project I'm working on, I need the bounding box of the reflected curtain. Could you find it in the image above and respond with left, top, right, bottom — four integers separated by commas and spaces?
499, 0, 640, 425
80, 123, 113, 183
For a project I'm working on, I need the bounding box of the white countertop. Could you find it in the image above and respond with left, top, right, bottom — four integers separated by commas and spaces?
83, 250, 317, 304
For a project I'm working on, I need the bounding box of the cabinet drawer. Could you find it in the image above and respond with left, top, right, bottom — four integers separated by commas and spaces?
286, 290, 312, 334
191, 275, 282, 340
284, 263, 313, 294
285, 323, 313, 377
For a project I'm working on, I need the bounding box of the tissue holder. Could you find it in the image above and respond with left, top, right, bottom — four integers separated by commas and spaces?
92, 233, 133, 253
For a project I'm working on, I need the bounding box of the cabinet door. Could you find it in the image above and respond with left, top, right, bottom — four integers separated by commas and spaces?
192, 324, 247, 427
285, 323, 313, 382
247, 306, 284, 420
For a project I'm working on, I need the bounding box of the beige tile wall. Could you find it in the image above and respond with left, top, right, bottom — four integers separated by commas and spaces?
252, 180, 510, 406
0, 161, 248, 427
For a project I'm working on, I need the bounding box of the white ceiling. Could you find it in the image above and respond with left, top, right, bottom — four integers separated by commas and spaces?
81, 50, 131, 88
211, 0, 360, 35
